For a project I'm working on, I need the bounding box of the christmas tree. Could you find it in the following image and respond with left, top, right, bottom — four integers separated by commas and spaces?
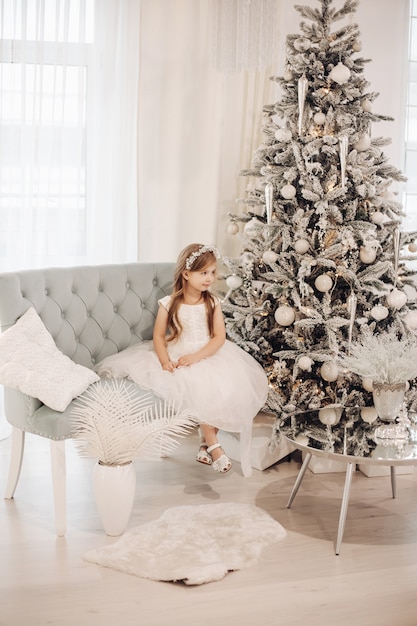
221, 0, 417, 455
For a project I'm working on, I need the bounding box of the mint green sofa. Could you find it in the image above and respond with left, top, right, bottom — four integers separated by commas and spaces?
0, 263, 174, 535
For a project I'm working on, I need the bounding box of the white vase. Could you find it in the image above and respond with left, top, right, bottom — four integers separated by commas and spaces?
372, 382, 407, 440
372, 382, 406, 422
92, 460, 136, 536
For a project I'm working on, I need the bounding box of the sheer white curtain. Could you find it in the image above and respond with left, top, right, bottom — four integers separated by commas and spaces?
0, 0, 92, 270
136, 0, 283, 262
88, 0, 140, 263
0, 0, 140, 436
0, 0, 139, 271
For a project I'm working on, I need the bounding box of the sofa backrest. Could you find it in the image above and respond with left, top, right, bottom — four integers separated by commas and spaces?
0, 263, 175, 369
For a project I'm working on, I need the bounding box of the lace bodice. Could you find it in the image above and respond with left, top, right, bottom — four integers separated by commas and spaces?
159, 295, 212, 353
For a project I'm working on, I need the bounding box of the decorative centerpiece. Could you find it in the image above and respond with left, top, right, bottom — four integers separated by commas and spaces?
338, 330, 417, 440
70, 379, 196, 536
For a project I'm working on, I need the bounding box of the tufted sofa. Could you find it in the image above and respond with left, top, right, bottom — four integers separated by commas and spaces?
0, 262, 175, 535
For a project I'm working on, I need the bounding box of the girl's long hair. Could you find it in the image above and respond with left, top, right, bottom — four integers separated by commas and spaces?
167, 243, 217, 342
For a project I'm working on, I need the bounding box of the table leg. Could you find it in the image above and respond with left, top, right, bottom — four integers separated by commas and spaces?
287, 452, 311, 508
390, 466, 396, 499
335, 461, 354, 555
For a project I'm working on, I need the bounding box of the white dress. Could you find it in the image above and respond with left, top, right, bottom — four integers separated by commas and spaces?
96, 296, 268, 475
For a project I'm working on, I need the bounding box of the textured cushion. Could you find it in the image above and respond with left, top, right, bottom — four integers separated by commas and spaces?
0, 307, 99, 411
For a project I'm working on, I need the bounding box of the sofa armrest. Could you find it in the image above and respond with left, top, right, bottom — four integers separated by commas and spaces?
4, 388, 42, 427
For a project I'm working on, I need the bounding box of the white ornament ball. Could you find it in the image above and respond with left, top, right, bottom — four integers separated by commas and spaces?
404, 310, 417, 330
315, 274, 333, 292
387, 288, 407, 309
318, 406, 342, 425
313, 112, 326, 125
262, 250, 278, 265
283, 69, 293, 81
244, 218, 263, 238
329, 61, 351, 85
294, 433, 309, 447
275, 128, 292, 142
274, 305, 295, 326
320, 361, 339, 382
298, 356, 313, 372
227, 222, 239, 235
353, 40, 362, 52
293, 37, 311, 52
361, 98, 372, 112
371, 211, 384, 225
354, 133, 371, 152
361, 406, 378, 424
226, 274, 243, 290
408, 242, 417, 253
280, 183, 297, 200
359, 246, 377, 264
370, 305, 389, 321
362, 378, 374, 392
294, 239, 309, 254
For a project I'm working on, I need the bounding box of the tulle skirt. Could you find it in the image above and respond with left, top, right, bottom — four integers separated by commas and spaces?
96, 339, 268, 433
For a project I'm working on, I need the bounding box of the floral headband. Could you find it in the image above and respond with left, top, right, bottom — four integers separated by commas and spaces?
185, 244, 221, 270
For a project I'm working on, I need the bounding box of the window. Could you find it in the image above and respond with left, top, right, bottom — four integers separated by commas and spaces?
0, 0, 94, 269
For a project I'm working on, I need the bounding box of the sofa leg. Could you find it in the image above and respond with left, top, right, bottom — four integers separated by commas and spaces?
4, 427, 25, 499
50, 440, 67, 536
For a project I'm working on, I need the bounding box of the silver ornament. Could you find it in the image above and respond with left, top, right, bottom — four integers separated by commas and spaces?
226, 274, 243, 290
361, 406, 378, 424
320, 361, 339, 382
354, 134, 371, 152
339, 135, 348, 189
329, 61, 351, 85
297, 75, 308, 135
274, 305, 295, 326
318, 406, 342, 425
280, 183, 296, 200
262, 250, 278, 265
393, 227, 400, 274
347, 291, 357, 352
387, 288, 407, 309
264, 182, 274, 224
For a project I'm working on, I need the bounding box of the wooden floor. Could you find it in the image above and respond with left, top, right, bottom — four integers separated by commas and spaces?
1, 427, 417, 626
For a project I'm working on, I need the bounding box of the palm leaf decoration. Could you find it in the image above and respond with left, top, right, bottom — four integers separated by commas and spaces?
70, 379, 197, 465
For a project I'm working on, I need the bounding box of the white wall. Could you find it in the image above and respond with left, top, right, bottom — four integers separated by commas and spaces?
357, 0, 409, 169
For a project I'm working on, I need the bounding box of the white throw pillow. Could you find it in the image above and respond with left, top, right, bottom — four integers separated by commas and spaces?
0, 307, 100, 412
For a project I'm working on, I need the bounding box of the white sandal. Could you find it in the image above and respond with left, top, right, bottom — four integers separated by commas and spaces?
196, 443, 212, 465
207, 443, 232, 473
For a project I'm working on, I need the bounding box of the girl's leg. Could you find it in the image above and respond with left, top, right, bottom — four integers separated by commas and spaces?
200, 424, 232, 473
195, 427, 212, 465
199, 424, 221, 459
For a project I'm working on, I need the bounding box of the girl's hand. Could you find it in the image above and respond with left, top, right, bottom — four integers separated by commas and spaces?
162, 360, 177, 373
177, 353, 199, 367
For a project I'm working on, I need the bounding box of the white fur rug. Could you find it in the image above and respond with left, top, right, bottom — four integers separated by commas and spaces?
84, 502, 286, 585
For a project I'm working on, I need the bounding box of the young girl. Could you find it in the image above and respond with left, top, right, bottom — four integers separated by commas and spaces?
96, 243, 268, 476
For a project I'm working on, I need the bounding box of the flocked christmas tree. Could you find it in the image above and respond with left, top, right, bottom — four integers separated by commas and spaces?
221, 0, 417, 455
